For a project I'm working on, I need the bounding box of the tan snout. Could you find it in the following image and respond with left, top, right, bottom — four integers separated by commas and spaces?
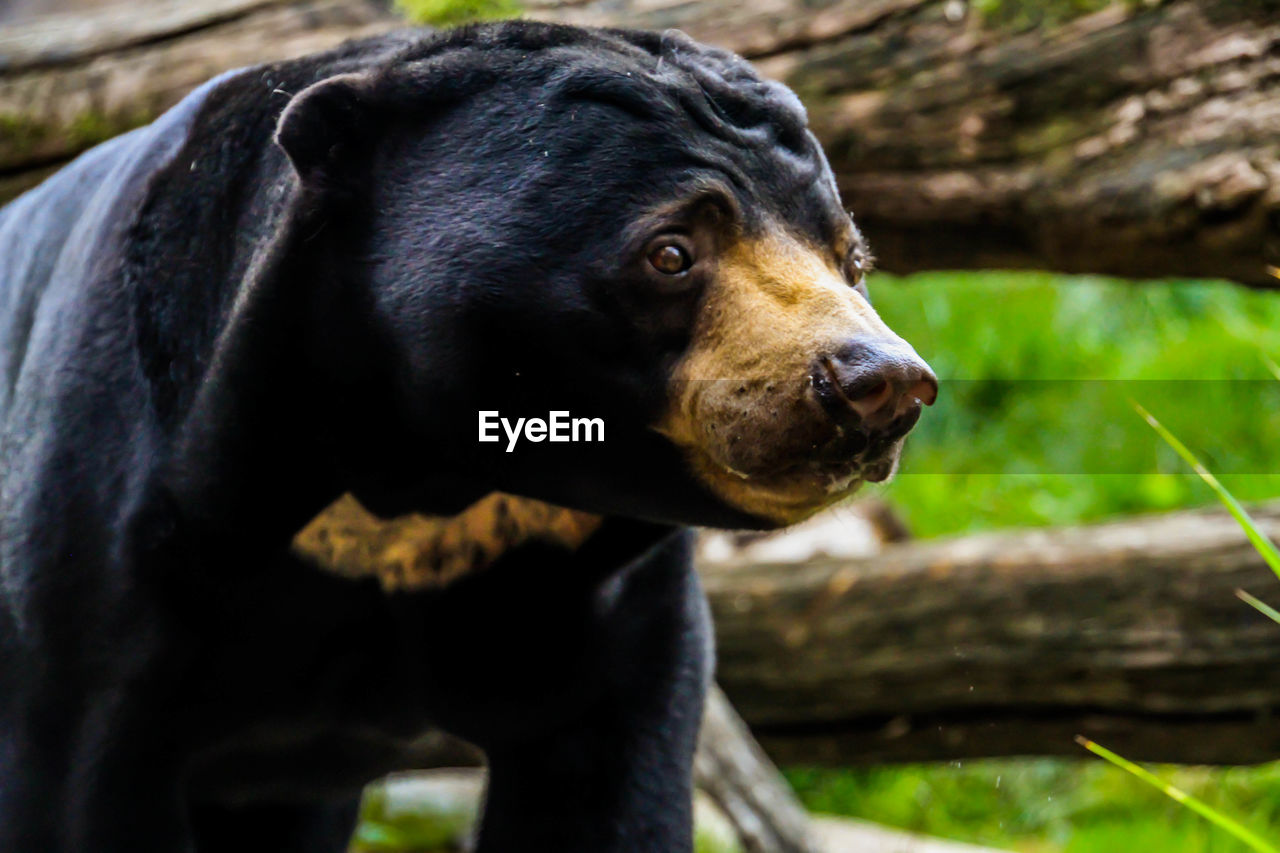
658, 231, 936, 524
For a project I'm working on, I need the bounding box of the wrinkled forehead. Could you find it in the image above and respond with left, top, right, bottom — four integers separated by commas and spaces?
631, 136, 859, 256
654, 34, 851, 244
729, 133, 852, 248
548, 44, 854, 248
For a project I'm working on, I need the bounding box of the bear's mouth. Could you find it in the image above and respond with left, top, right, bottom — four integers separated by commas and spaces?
697, 378, 918, 494
685, 432, 910, 526
715, 434, 906, 491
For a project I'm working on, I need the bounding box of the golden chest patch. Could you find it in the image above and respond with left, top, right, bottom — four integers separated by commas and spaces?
292, 493, 603, 591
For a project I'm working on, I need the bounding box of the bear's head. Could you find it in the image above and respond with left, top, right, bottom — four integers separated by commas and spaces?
276, 22, 935, 529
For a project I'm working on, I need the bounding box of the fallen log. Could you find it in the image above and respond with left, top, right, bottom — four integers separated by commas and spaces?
695, 685, 820, 853
0, 0, 397, 199
706, 501, 1280, 765
3, 0, 1277, 284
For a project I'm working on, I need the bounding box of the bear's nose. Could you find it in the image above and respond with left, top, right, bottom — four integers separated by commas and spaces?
811, 339, 938, 432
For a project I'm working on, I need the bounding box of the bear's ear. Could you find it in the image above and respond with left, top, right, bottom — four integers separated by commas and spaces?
275, 72, 377, 185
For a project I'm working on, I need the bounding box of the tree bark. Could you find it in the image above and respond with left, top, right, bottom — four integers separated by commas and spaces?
696, 685, 821, 853
704, 502, 1280, 766
3, 0, 1277, 284
0, 0, 396, 200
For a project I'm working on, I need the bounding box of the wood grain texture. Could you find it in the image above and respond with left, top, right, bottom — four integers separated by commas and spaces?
0, 0, 394, 184
705, 502, 1280, 764
2, 0, 1277, 283
696, 685, 821, 853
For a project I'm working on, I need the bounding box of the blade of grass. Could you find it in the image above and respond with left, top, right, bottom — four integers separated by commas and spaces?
1076, 736, 1280, 853
1135, 402, 1280, 580
1235, 588, 1280, 624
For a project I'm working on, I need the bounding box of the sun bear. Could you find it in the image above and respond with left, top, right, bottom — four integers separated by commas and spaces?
0, 21, 935, 852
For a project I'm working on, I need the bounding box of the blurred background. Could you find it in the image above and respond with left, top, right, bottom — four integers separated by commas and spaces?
3, 0, 1279, 850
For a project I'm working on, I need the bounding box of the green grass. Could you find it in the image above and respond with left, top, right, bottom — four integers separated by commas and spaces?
787, 759, 1280, 853
866, 271, 1280, 537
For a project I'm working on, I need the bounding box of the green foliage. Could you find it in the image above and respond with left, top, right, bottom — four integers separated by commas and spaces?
0, 113, 48, 157
67, 112, 122, 149
866, 271, 1280, 537
1, 108, 152, 162
393, 0, 521, 27
351, 781, 477, 851
69, 109, 154, 149
972, 0, 1127, 30
787, 759, 1280, 852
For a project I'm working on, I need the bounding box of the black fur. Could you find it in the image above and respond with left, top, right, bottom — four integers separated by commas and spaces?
0, 21, 851, 851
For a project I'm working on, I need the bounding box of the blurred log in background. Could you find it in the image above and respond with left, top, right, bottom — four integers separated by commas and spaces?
1, 0, 1278, 283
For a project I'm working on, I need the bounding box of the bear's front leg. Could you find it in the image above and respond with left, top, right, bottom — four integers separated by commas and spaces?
472, 531, 712, 853
0, 689, 194, 852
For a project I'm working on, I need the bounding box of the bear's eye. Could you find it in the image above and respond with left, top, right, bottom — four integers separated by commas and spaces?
845, 253, 866, 286
648, 243, 693, 276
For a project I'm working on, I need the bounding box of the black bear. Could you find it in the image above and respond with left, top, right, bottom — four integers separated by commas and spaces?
0, 21, 936, 853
